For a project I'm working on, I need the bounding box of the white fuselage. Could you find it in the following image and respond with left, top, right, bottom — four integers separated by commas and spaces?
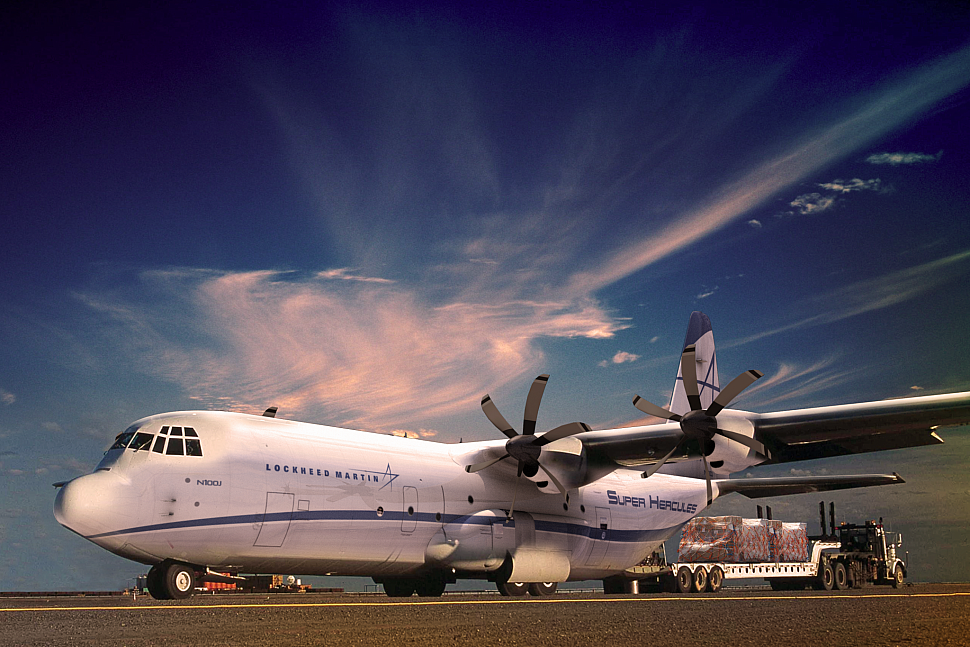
55, 411, 712, 582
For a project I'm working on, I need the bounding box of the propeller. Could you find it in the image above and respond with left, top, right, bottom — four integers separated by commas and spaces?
632, 344, 768, 506
466, 375, 591, 513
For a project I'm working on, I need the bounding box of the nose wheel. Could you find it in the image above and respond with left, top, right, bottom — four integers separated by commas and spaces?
146, 561, 198, 600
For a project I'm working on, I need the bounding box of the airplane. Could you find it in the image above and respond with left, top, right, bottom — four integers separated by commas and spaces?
53, 312, 970, 599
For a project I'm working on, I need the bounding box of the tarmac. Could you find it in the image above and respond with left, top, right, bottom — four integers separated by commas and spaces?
1, 583, 967, 646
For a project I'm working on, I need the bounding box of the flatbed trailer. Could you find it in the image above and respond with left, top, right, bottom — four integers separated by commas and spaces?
618, 502, 907, 594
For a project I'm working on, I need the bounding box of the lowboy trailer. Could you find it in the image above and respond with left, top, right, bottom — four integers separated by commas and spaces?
621, 502, 907, 593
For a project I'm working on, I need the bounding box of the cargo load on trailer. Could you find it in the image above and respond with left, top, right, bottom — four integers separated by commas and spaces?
678, 516, 808, 563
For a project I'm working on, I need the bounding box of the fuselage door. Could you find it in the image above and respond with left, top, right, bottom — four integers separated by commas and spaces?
584, 506, 612, 566
254, 492, 295, 547
401, 486, 418, 533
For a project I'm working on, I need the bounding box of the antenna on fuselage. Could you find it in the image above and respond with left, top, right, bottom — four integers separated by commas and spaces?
263, 406, 279, 418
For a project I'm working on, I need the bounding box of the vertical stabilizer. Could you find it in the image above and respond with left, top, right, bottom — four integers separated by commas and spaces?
667, 312, 720, 415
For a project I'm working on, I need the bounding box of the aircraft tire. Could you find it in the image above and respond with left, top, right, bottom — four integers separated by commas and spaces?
163, 562, 197, 600
497, 580, 528, 596
382, 579, 416, 597
708, 567, 724, 593
414, 575, 447, 597
528, 582, 558, 596
676, 566, 693, 593
146, 564, 168, 600
892, 564, 904, 589
692, 566, 708, 593
833, 562, 847, 590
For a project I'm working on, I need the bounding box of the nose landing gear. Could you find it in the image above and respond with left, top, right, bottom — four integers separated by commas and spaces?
146, 560, 198, 600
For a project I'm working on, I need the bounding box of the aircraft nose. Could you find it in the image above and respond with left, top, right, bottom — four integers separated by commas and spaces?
54, 471, 123, 542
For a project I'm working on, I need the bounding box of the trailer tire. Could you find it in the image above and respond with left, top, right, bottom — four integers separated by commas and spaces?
676, 566, 693, 594
892, 564, 904, 589
708, 567, 723, 593
692, 566, 708, 593
833, 562, 847, 590
819, 563, 834, 591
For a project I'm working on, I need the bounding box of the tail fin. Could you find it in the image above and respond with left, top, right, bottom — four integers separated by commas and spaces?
668, 311, 720, 415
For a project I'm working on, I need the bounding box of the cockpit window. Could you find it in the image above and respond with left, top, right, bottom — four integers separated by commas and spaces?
166, 437, 185, 455
109, 431, 136, 450
125, 424, 205, 456
129, 432, 154, 451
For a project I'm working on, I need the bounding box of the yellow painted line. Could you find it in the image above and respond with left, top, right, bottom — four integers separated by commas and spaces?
3, 591, 969, 612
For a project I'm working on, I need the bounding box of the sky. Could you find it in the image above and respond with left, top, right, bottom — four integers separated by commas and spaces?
2, 1, 970, 591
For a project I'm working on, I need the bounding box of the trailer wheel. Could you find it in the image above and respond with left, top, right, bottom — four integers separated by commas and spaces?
892, 564, 904, 589
708, 567, 723, 593
676, 566, 693, 593
819, 563, 834, 591
833, 562, 847, 590
692, 566, 708, 593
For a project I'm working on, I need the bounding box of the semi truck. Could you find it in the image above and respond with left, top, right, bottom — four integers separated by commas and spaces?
619, 502, 907, 593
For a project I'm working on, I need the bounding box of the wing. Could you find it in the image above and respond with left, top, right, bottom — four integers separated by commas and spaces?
715, 473, 905, 499
754, 391, 970, 462
580, 391, 970, 468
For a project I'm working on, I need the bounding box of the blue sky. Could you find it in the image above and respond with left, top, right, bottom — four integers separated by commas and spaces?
2, 2, 970, 590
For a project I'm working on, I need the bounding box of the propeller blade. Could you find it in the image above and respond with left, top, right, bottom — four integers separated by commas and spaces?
681, 345, 702, 411
534, 421, 591, 447
538, 463, 568, 499
641, 438, 685, 479
714, 427, 770, 459
703, 454, 713, 507
633, 395, 682, 422
481, 395, 518, 439
522, 374, 549, 435
465, 453, 511, 473
706, 370, 764, 416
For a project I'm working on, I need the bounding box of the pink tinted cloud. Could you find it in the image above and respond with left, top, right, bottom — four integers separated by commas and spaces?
85, 270, 626, 430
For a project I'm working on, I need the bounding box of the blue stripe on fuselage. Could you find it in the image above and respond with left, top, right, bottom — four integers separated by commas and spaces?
85, 510, 679, 544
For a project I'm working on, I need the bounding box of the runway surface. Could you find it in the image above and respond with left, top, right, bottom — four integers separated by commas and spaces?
2, 583, 967, 646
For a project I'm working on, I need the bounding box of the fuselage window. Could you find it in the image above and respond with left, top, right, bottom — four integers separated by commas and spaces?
152, 436, 166, 453
185, 439, 203, 456
109, 431, 136, 450
166, 437, 184, 455
129, 432, 154, 451
170, 427, 183, 436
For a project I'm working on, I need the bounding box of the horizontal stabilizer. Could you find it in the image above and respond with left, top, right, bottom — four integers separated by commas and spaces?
715, 472, 905, 499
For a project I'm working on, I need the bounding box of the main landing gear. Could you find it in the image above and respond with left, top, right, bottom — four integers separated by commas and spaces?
379, 572, 449, 597
146, 560, 198, 600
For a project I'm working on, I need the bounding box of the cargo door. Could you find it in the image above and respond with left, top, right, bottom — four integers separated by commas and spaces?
401, 486, 418, 533
254, 492, 294, 547
584, 507, 612, 566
